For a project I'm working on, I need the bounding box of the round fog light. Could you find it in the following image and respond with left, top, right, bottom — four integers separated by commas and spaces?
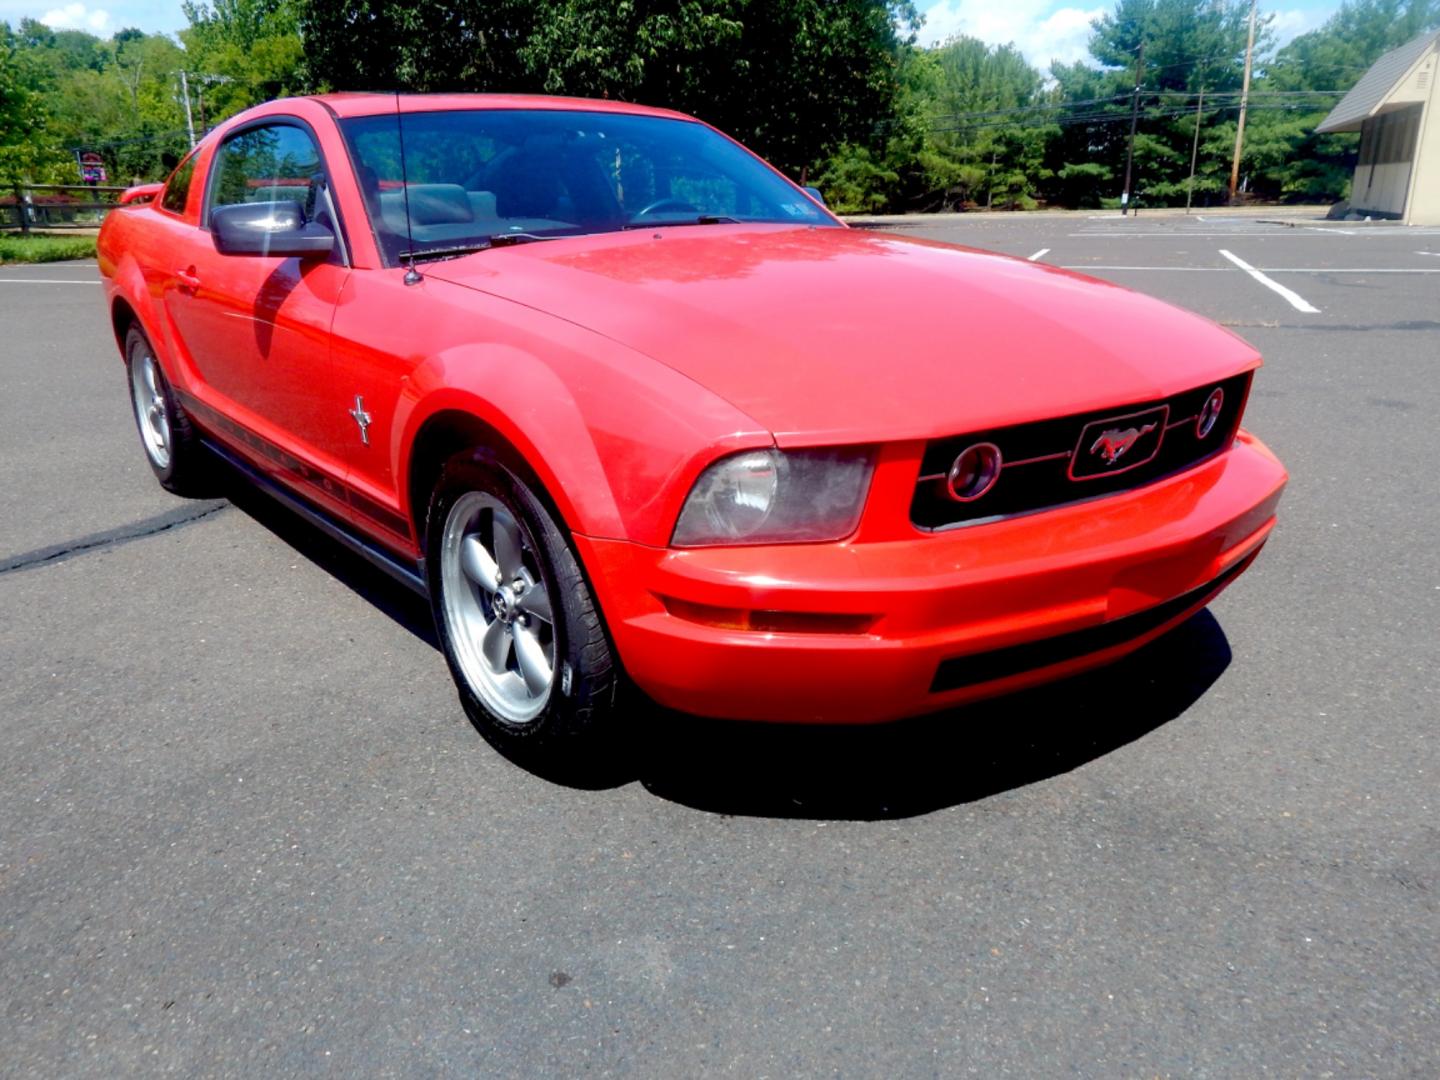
1197, 387, 1224, 438
947, 442, 1003, 502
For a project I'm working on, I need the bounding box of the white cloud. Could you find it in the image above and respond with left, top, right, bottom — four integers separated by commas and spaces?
920, 0, 1107, 70
919, 1, 1335, 70
1269, 8, 1324, 48
39, 2, 111, 31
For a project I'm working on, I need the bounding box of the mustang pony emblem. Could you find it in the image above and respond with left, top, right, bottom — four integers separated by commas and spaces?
1090, 422, 1158, 465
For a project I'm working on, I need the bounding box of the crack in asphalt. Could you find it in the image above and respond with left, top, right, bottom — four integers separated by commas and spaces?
0, 501, 230, 576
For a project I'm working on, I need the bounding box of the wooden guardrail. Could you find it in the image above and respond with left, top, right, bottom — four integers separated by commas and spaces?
2, 183, 137, 232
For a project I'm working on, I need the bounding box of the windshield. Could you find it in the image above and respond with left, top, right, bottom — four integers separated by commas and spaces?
338, 109, 835, 265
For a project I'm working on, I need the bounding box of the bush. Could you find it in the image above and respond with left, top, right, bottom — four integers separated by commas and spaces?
0, 233, 97, 264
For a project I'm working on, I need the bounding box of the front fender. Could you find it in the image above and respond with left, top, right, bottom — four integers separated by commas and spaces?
391, 306, 771, 546
396, 356, 621, 539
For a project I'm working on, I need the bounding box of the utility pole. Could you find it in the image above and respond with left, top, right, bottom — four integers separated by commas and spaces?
1186, 85, 1205, 212
179, 69, 197, 149
174, 71, 231, 146
1228, 0, 1258, 202
1121, 40, 1145, 216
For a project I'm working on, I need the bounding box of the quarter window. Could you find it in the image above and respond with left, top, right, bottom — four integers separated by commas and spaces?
160, 152, 197, 215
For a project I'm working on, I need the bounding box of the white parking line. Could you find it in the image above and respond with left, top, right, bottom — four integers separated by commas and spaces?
0, 278, 100, 285
1061, 265, 1440, 273
1027, 248, 1050, 261
0, 262, 97, 270
1062, 265, 1222, 271
1068, 229, 1440, 238
1219, 249, 1320, 313
1068, 232, 1314, 239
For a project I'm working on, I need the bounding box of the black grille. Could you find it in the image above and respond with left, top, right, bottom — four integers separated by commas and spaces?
911, 372, 1252, 530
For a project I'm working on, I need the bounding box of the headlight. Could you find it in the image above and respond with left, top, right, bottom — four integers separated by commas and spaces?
672, 447, 875, 546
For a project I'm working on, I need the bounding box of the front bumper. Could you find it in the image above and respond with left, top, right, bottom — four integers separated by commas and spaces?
575, 432, 1287, 723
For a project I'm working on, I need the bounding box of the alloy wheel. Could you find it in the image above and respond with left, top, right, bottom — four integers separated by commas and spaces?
439, 490, 557, 725
130, 349, 172, 469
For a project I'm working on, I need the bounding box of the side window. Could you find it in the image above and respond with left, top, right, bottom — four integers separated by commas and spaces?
209, 123, 324, 220
160, 152, 197, 215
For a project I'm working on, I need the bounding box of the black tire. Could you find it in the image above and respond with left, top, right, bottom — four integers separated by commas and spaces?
124, 324, 209, 496
425, 449, 626, 780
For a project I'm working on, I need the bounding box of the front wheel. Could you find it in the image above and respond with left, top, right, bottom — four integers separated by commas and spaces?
426, 451, 625, 777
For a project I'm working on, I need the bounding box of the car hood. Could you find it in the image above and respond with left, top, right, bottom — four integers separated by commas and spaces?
425, 225, 1259, 445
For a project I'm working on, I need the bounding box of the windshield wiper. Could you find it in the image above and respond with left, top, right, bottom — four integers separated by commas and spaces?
404, 233, 576, 264
405, 243, 492, 264
487, 232, 570, 247
622, 215, 741, 230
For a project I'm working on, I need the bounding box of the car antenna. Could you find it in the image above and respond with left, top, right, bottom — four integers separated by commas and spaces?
396, 90, 422, 286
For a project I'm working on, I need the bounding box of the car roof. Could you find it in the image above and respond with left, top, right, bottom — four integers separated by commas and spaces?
313, 92, 697, 123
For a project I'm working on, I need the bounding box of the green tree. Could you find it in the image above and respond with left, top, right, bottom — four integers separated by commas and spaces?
1, 20, 198, 185
1239, 0, 1440, 201
0, 23, 70, 190
180, 0, 308, 120
926, 36, 1054, 208
1267, 0, 1440, 92
298, 0, 540, 94
1044, 0, 1263, 208
297, 0, 919, 178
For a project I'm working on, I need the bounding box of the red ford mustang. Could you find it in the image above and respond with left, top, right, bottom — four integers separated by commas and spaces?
99, 93, 1286, 769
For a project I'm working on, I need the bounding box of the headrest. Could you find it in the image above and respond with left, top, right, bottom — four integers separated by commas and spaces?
404, 183, 473, 225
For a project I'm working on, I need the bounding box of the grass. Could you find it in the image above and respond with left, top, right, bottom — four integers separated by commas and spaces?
0, 232, 97, 264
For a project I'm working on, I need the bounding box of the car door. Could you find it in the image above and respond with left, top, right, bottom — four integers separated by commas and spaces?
162, 119, 353, 503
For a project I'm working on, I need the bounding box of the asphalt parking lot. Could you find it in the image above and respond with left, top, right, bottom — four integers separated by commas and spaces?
2, 214, 1437, 1076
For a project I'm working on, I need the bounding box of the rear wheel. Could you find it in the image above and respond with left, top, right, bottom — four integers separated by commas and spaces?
426, 451, 625, 777
125, 325, 208, 495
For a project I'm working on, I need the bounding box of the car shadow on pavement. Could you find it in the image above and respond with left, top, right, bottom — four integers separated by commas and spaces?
218, 476, 439, 649
633, 612, 1232, 821
215, 468, 1232, 821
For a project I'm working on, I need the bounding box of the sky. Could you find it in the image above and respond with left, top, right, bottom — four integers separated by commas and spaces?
5, 0, 1344, 72
917, 0, 1342, 67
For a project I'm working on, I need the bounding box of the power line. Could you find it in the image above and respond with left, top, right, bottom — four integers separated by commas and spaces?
927, 88, 1346, 131
926, 88, 1344, 126
928, 99, 1347, 134
927, 95, 1131, 123
50, 128, 192, 154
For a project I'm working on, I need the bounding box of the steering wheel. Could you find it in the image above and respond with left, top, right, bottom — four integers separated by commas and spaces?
632, 197, 700, 219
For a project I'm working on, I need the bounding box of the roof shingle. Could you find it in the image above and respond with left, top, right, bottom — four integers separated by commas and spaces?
1316, 29, 1440, 133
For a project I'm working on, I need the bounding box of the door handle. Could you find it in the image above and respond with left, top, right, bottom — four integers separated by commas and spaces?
175, 267, 201, 290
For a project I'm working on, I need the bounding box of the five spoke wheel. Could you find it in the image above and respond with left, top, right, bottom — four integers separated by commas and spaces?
130, 348, 172, 469
123, 324, 207, 495
427, 451, 623, 772
439, 491, 557, 725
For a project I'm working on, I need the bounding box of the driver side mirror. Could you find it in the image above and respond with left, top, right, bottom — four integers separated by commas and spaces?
803, 185, 827, 207
211, 200, 334, 259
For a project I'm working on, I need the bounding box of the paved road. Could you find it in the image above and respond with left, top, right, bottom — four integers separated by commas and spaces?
2, 219, 1437, 1077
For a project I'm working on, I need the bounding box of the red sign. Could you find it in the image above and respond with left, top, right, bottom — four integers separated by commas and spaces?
77, 150, 108, 184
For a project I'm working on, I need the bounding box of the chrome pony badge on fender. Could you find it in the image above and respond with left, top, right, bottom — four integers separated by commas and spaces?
1069, 405, 1169, 480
